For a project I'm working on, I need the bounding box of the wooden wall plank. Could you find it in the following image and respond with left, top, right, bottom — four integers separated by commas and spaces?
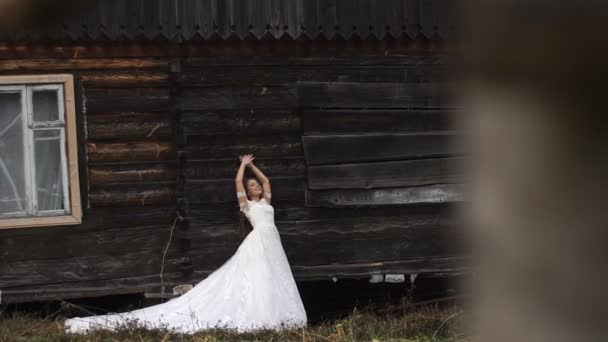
182, 55, 445, 67
184, 216, 461, 267
1, 225, 176, 262
180, 109, 301, 136
0, 58, 168, 71
177, 86, 297, 110
86, 87, 169, 113
290, 256, 467, 280
302, 109, 452, 134
0, 206, 177, 238
184, 176, 305, 203
305, 184, 464, 206
87, 112, 173, 140
90, 184, 176, 207
176, 65, 447, 86
87, 141, 175, 163
80, 70, 169, 87
297, 82, 451, 108
186, 201, 452, 225
182, 135, 301, 159
302, 132, 460, 165
307, 158, 464, 189
183, 157, 306, 179
89, 163, 176, 185
1, 251, 183, 288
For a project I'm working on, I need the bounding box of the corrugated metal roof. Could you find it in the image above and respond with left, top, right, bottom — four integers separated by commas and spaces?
2, 0, 456, 42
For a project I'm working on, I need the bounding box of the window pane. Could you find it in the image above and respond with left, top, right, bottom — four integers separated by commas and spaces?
32, 89, 59, 122
34, 130, 64, 212
0, 92, 27, 215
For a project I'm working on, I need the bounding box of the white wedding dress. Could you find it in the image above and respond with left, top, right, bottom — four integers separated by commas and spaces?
64, 197, 307, 334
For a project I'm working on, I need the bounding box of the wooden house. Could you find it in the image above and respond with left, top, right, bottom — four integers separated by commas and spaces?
0, 0, 464, 304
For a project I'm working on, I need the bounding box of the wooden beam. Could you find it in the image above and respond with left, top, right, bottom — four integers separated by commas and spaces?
302, 132, 461, 165
305, 184, 464, 207
307, 158, 464, 189
182, 157, 306, 179
89, 184, 176, 207
1, 225, 177, 262
87, 142, 175, 163
297, 82, 452, 109
80, 71, 168, 87
175, 65, 447, 86
184, 176, 305, 203
85, 87, 169, 113
290, 257, 468, 280
180, 109, 301, 136
302, 109, 453, 135
89, 164, 176, 185
182, 135, 301, 159
0, 58, 167, 71
186, 257, 468, 282
177, 85, 297, 110
0, 251, 183, 288
87, 113, 173, 140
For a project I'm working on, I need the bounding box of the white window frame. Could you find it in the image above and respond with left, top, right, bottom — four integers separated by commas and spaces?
0, 75, 81, 229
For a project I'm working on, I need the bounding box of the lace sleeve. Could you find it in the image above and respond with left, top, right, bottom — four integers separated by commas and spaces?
237, 191, 249, 214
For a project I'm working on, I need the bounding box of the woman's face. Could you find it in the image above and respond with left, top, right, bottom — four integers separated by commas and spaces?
246, 179, 262, 197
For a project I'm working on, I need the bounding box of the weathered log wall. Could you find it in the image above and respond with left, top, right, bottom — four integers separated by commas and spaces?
0, 53, 465, 303
174, 55, 465, 283
0, 58, 185, 303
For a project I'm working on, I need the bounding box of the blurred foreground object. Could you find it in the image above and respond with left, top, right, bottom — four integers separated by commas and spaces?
460, 1, 608, 341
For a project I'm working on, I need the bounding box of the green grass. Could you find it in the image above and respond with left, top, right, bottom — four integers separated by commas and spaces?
0, 303, 467, 342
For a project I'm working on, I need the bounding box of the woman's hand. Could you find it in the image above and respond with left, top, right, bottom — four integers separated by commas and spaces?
239, 154, 255, 166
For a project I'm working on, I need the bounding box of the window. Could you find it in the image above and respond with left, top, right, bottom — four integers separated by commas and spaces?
0, 75, 81, 229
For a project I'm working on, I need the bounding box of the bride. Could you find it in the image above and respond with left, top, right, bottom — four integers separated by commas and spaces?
64, 154, 308, 333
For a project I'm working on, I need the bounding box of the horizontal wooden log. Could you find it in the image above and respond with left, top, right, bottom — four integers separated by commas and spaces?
307, 158, 464, 190
1, 251, 184, 288
181, 135, 301, 159
187, 256, 467, 282
0, 271, 192, 304
1, 225, 179, 262
86, 87, 169, 113
184, 218, 462, 269
302, 109, 453, 134
81, 70, 168, 87
176, 65, 448, 86
305, 184, 465, 207
184, 176, 305, 204
186, 201, 451, 225
87, 113, 173, 140
0, 58, 168, 71
1, 287, 145, 304
186, 206, 454, 241
182, 157, 306, 179
177, 86, 297, 110
87, 142, 175, 163
297, 82, 452, 109
90, 184, 176, 207
290, 257, 468, 280
0, 206, 177, 238
183, 55, 446, 67
89, 164, 176, 185
180, 109, 300, 136
302, 132, 461, 165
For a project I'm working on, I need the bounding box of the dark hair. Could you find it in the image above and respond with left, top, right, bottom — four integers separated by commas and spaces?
238, 176, 259, 240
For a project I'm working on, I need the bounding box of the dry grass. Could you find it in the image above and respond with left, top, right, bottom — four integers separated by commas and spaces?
0, 303, 467, 342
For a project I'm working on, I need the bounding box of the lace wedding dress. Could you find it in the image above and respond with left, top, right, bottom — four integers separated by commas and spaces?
64, 197, 307, 333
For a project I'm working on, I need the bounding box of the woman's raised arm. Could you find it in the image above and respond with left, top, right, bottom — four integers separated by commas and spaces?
235, 155, 251, 213
248, 161, 272, 205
